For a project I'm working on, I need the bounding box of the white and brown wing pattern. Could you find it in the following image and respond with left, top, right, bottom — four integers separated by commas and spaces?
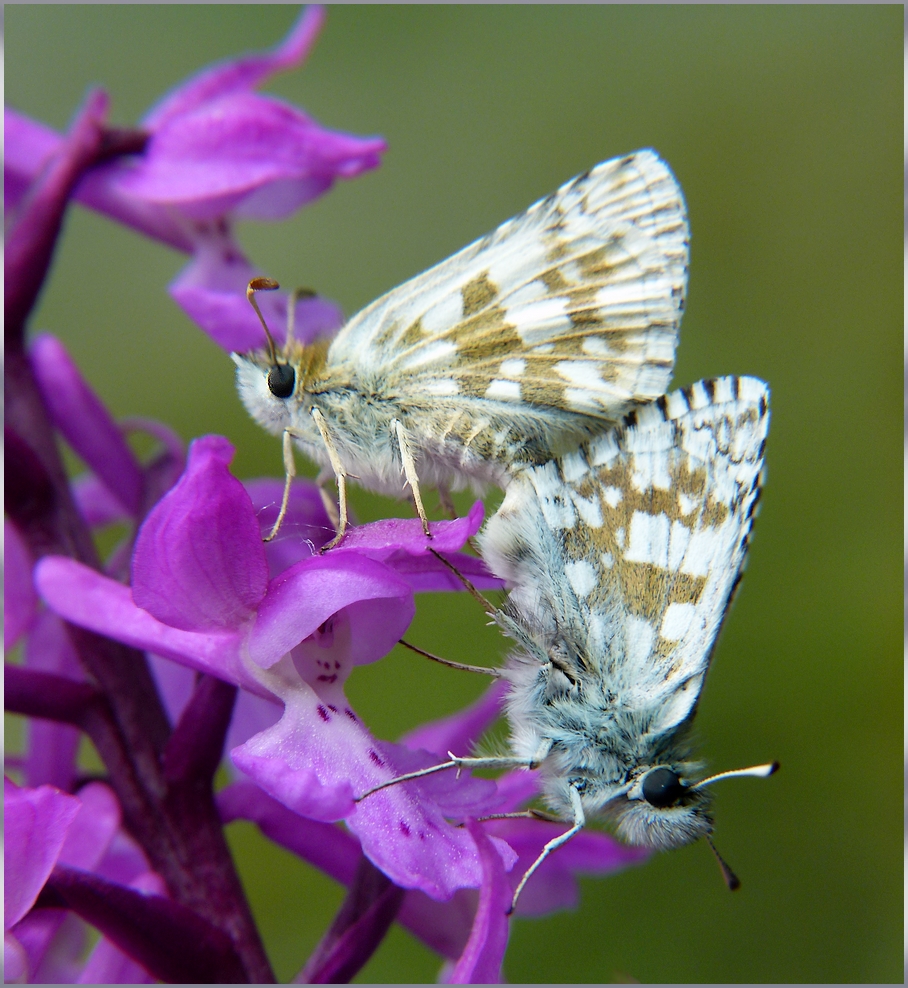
332, 150, 689, 461
479, 376, 769, 843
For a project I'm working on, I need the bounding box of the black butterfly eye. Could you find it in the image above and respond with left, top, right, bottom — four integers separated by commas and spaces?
267, 363, 295, 398
642, 767, 686, 808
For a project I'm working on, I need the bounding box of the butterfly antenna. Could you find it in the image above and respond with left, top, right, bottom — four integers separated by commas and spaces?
428, 547, 497, 620
692, 761, 779, 791
692, 762, 778, 891
705, 835, 741, 891
399, 638, 502, 677
247, 277, 281, 364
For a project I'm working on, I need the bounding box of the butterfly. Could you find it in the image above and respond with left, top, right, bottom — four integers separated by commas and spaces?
233, 149, 688, 546
365, 375, 777, 909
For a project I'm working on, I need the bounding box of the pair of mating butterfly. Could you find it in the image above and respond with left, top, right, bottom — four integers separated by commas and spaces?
235, 150, 777, 910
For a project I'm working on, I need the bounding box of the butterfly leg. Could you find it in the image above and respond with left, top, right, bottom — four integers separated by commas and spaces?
392, 419, 431, 538
509, 784, 586, 914
356, 750, 538, 802
264, 429, 298, 542
310, 407, 350, 550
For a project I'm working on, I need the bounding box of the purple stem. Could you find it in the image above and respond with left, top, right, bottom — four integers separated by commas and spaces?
5, 92, 273, 982
5, 664, 102, 724
163, 674, 238, 786
38, 865, 247, 984
5, 91, 108, 344
298, 856, 405, 984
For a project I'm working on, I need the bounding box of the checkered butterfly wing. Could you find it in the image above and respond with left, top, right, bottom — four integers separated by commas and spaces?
332, 150, 688, 431
484, 375, 769, 736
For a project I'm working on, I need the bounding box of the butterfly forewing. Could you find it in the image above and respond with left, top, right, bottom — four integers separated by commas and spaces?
235, 149, 690, 539
332, 150, 688, 436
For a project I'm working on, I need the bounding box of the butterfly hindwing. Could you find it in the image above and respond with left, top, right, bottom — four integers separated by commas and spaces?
481, 375, 769, 734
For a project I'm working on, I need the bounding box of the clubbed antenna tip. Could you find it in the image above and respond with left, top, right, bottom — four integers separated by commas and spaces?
246, 277, 281, 363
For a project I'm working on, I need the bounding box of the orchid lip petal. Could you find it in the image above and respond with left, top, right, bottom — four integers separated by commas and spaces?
230, 691, 508, 901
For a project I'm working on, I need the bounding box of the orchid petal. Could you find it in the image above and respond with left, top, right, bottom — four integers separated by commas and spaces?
334, 501, 484, 558
31, 334, 143, 516
446, 821, 511, 984
230, 689, 509, 900
246, 478, 336, 573
121, 92, 385, 221
71, 473, 132, 528
35, 557, 262, 696
332, 502, 505, 592
142, 6, 327, 130
58, 783, 121, 872
402, 681, 507, 758
219, 779, 359, 886
4, 108, 65, 215
4, 779, 81, 929
132, 436, 267, 631
169, 234, 343, 352
250, 556, 414, 670
486, 816, 650, 918
4, 932, 29, 983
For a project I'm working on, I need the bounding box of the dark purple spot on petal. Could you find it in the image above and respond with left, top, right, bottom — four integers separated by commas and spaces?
316, 705, 330, 722
344, 709, 357, 721
368, 749, 385, 767
399, 821, 411, 837
316, 674, 338, 683
327, 704, 339, 713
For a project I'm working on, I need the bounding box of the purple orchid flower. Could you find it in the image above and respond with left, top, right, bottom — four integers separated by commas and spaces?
5, 6, 383, 350
219, 681, 648, 980
35, 434, 520, 901
5, 7, 384, 244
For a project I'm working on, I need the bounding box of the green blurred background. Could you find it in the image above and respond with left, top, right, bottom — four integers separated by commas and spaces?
6, 6, 902, 983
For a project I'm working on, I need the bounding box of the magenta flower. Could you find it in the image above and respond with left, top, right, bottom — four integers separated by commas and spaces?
5, 7, 384, 243
5, 6, 384, 350
35, 435, 518, 898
